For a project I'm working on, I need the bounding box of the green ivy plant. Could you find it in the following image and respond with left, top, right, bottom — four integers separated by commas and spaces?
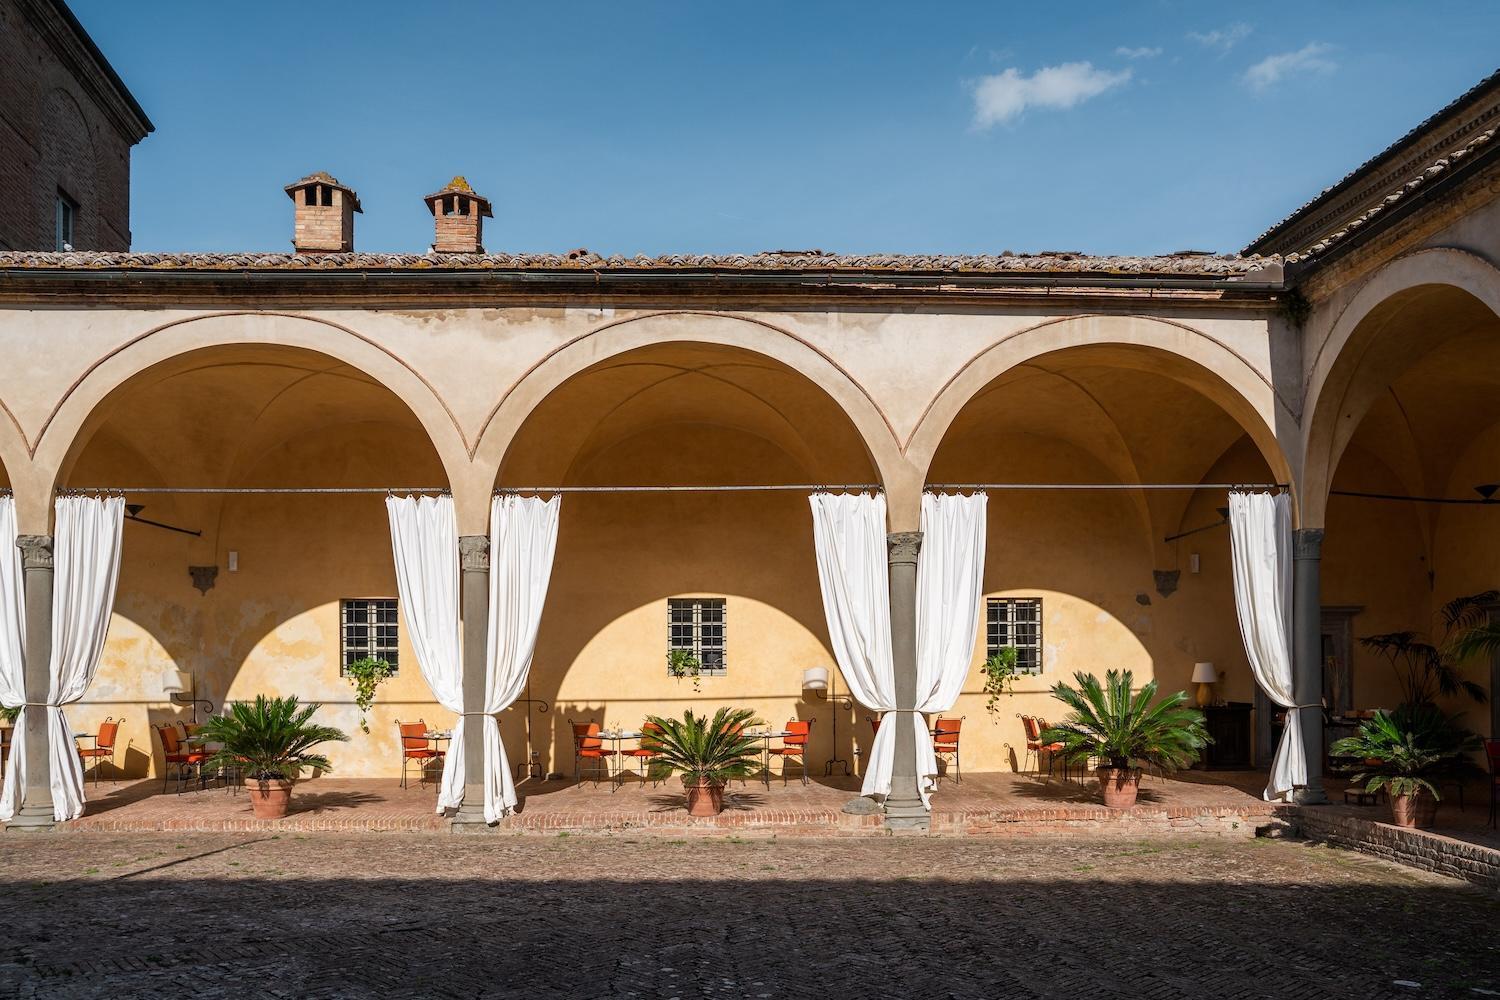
345, 656, 394, 734
981, 647, 1020, 718
667, 647, 703, 693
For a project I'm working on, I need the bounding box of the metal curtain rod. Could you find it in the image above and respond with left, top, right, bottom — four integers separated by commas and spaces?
925, 482, 1287, 491
495, 484, 883, 494
1331, 488, 1499, 506
61, 487, 451, 495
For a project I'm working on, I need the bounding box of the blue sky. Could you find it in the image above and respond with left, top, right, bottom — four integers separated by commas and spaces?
73, 1, 1500, 257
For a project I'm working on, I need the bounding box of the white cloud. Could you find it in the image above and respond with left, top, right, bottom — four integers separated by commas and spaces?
971, 62, 1132, 128
1115, 46, 1162, 60
1243, 43, 1337, 91
1189, 22, 1252, 53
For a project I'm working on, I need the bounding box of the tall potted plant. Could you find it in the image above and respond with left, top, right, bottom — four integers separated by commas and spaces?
642, 707, 764, 816
200, 695, 348, 820
1330, 705, 1479, 829
1041, 669, 1208, 809
1359, 590, 1496, 706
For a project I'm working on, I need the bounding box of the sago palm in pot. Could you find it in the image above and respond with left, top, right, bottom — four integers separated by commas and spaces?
200, 695, 348, 819
1329, 704, 1479, 829
641, 706, 765, 816
1041, 669, 1208, 808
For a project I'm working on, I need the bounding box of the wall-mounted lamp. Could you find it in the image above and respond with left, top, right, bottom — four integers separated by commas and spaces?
803, 666, 853, 776
228, 550, 239, 573
160, 667, 214, 722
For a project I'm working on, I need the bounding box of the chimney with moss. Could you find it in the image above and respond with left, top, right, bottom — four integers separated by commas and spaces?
284, 171, 361, 253
424, 176, 493, 253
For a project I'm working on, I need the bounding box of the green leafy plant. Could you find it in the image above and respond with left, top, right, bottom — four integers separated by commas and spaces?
1330, 704, 1480, 801
666, 647, 703, 693
981, 647, 1020, 717
344, 656, 394, 734
1360, 590, 1496, 706
0, 705, 19, 725
641, 707, 765, 788
1041, 669, 1208, 772
199, 695, 348, 784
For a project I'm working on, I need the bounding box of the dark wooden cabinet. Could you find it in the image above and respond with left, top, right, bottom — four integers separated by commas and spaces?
1199, 702, 1253, 770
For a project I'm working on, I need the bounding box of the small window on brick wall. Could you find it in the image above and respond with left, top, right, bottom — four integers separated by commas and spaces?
986, 597, 1042, 673
341, 598, 399, 674
55, 190, 76, 251
668, 598, 726, 675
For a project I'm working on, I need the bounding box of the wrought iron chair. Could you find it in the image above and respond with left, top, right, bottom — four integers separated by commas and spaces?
77, 716, 123, 786
769, 719, 814, 786
396, 719, 445, 790
570, 721, 619, 788
932, 716, 963, 784
620, 722, 665, 786
155, 723, 208, 793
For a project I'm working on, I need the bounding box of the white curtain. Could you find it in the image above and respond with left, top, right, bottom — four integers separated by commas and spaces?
914, 491, 987, 806
0, 496, 128, 823
385, 495, 465, 811
480, 494, 560, 822
1228, 490, 1306, 802
809, 492, 898, 799
0, 497, 26, 822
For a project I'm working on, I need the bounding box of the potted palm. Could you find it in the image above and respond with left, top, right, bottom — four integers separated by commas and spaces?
642, 707, 765, 816
1330, 705, 1479, 829
1042, 669, 1208, 809
200, 695, 348, 820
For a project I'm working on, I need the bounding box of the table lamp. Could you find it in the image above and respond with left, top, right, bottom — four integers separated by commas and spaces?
1191, 662, 1217, 708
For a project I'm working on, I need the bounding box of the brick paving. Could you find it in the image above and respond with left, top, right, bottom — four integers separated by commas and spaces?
1, 833, 1495, 999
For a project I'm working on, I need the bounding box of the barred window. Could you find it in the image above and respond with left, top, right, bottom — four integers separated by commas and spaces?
668, 598, 726, 675
341, 598, 399, 674
986, 597, 1042, 673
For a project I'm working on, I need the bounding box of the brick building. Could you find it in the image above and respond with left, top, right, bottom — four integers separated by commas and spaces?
0, 0, 150, 251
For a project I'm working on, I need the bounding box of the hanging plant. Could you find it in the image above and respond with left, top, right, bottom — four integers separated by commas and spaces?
981, 647, 1020, 718
667, 648, 703, 693
345, 656, 394, 734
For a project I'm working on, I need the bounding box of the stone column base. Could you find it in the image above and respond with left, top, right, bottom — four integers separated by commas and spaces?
1294, 784, 1329, 805
5, 803, 57, 832
883, 801, 931, 832
448, 799, 496, 834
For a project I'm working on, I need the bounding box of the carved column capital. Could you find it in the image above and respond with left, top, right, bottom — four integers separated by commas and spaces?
886, 531, 922, 566
1293, 528, 1325, 560
16, 535, 53, 571
458, 534, 489, 573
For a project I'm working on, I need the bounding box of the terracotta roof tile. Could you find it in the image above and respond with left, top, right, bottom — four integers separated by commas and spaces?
0, 249, 1270, 278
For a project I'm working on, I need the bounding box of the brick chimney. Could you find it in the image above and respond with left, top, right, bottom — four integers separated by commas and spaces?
423, 176, 492, 253
284, 171, 361, 253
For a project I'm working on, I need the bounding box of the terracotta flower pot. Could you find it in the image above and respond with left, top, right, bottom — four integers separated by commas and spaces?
247, 778, 294, 820
1389, 789, 1438, 829
685, 778, 724, 817
1096, 766, 1142, 809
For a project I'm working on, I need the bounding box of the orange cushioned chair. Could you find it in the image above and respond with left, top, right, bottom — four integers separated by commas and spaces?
1021, 715, 1067, 779
77, 716, 123, 786
572, 721, 619, 788
396, 719, 445, 790
932, 716, 963, 785
157, 723, 209, 794
620, 722, 664, 786
769, 719, 814, 786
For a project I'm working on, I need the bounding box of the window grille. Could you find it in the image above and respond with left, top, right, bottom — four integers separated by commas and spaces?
667, 598, 726, 675
986, 597, 1043, 673
341, 598, 399, 674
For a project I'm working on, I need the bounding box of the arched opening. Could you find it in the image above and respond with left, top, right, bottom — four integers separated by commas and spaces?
60, 344, 451, 781
924, 343, 1283, 772
1313, 283, 1500, 739
497, 341, 881, 785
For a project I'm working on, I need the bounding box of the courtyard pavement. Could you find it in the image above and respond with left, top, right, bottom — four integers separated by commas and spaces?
0, 833, 1494, 999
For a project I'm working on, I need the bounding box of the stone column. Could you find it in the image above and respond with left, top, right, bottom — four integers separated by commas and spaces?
8, 535, 55, 832
451, 534, 492, 832
1292, 528, 1328, 805
883, 530, 927, 830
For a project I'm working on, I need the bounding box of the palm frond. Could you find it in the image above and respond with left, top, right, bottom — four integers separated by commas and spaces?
1040, 669, 1208, 772
642, 707, 766, 787
200, 694, 348, 782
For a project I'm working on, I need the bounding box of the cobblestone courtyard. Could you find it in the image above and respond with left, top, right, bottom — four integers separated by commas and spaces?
1, 834, 1495, 999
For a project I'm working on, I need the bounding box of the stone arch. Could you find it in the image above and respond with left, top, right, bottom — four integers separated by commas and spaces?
32, 311, 474, 527
1302, 247, 1500, 527
472, 311, 915, 522
906, 314, 1294, 488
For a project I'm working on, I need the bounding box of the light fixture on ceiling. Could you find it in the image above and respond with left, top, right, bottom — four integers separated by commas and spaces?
1476, 484, 1499, 502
